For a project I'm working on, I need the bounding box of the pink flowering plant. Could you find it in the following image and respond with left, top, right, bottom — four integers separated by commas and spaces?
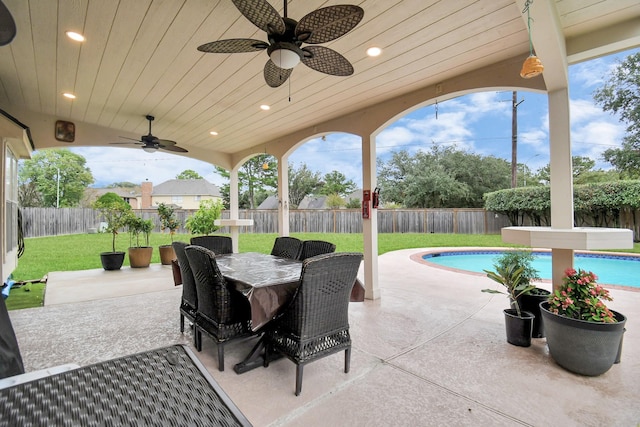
547, 268, 617, 323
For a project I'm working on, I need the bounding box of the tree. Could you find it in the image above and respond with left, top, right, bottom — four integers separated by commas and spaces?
325, 193, 345, 208
18, 181, 43, 207
534, 156, 616, 185
377, 145, 511, 208
176, 169, 203, 180
288, 163, 323, 208
215, 154, 277, 209
602, 146, 640, 179
107, 181, 137, 188
593, 52, 640, 178
594, 52, 640, 148
93, 192, 132, 253
319, 170, 356, 197
19, 149, 94, 207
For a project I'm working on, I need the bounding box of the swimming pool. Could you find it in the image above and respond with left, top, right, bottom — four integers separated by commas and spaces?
422, 250, 640, 289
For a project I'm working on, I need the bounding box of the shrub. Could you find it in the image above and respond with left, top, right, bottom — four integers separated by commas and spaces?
185, 199, 223, 235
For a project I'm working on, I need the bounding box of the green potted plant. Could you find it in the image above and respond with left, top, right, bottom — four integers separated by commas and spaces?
540, 268, 626, 376
492, 250, 549, 338
482, 262, 536, 347
92, 192, 132, 270
157, 203, 180, 265
125, 213, 154, 268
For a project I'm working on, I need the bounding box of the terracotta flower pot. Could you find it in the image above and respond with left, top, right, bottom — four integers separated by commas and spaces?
128, 247, 153, 268
159, 245, 176, 265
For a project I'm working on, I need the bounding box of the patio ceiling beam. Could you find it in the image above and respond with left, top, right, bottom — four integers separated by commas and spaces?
566, 17, 640, 64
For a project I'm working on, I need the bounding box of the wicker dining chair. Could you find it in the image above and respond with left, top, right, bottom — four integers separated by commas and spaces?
190, 235, 233, 255
270, 236, 303, 260
173, 241, 198, 347
184, 245, 252, 371
298, 239, 336, 261
264, 252, 363, 396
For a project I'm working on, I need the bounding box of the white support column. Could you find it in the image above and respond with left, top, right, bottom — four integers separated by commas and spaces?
229, 166, 241, 253
362, 134, 380, 300
548, 88, 574, 290
277, 156, 290, 236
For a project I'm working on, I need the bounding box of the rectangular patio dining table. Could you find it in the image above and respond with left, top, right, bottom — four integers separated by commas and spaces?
0, 345, 251, 426
215, 252, 303, 332
214, 252, 364, 374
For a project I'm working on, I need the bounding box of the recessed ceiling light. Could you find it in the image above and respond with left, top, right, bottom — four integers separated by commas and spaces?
63, 93, 76, 99
209, 131, 218, 136
66, 31, 85, 42
260, 105, 270, 111
367, 47, 382, 57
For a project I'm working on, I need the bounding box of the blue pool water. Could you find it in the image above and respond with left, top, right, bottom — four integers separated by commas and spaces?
422, 251, 640, 288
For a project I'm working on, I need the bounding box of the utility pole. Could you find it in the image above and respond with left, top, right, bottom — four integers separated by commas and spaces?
56, 167, 60, 208
511, 91, 524, 188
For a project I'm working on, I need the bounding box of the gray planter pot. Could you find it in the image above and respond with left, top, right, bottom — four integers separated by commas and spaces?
540, 301, 626, 376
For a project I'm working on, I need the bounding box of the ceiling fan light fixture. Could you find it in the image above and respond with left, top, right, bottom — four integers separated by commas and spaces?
269, 47, 300, 69
520, 54, 544, 78
142, 145, 158, 153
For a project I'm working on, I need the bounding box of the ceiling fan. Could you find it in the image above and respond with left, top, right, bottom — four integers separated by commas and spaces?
0, 0, 17, 46
197, 0, 364, 87
110, 115, 188, 153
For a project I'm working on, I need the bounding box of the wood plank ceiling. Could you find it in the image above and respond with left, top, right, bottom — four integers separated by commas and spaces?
0, 0, 638, 166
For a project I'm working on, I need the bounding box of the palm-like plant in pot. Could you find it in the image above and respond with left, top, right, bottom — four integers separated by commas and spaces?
125, 213, 154, 268
92, 192, 132, 270
482, 262, 536, 347
492, 250, 548, 337
157, 203, 180, 265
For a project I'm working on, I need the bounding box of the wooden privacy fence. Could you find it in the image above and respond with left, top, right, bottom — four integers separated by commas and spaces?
20, 207, 512, 238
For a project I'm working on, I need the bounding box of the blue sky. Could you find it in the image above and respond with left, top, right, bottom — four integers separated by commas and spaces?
74, 47, 638, 189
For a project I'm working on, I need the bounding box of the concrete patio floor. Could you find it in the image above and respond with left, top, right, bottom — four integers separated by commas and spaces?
7, 248, 640, 426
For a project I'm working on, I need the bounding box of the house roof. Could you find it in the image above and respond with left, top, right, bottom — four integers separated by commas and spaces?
91, 187, 140, 199
257, 195, 279, 210
298, 189, 361, 209
151, 179, 221, 197
1, 1, 637, 169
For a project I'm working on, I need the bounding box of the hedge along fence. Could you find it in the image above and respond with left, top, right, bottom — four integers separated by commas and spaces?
484, 180, 640, 240
20, 207, 512, 238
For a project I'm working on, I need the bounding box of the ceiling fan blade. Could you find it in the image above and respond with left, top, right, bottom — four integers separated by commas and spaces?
116, 136, 143, 142
198, 38, 268, 53
0, 0, 16, 46
159, 144, 188, 153
232, 0, 285, 34
301, 46, 354, 76
156, 139, 177, 146
264, 59, 292, 88
296, 5, 364, 44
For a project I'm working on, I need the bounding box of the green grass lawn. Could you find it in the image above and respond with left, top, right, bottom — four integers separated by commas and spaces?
6, 232, 639, 310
